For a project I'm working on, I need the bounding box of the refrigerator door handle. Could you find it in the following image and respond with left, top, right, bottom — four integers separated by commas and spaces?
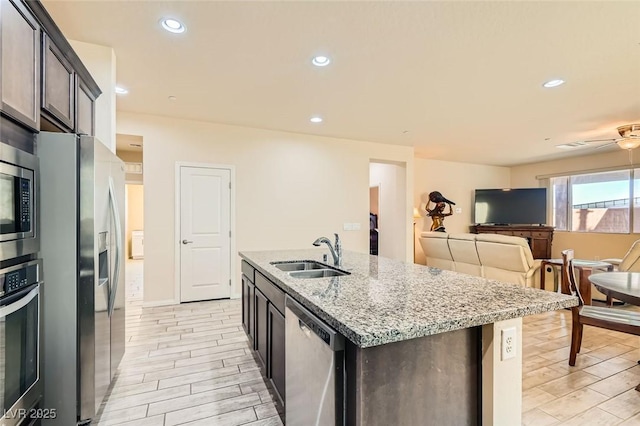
108, 177, 123, 317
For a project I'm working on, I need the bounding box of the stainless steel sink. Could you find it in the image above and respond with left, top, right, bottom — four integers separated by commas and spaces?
271, 261, 327, 272
289, 269, 350, 279
271, 260, 350, 279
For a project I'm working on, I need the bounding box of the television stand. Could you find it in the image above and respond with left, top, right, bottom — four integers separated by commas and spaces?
469, 225, 554, 259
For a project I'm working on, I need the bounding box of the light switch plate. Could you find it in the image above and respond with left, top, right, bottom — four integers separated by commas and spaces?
343, 223, 360, 231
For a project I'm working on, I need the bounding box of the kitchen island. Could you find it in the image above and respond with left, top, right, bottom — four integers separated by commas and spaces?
240, 249, 577, 425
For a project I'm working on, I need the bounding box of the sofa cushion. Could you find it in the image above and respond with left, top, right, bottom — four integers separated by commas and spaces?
475, 234, 535, 269
418, 231, 540, 287
419, 232, 454, 270
475, 234, 541, 287
447, 233, 481, 276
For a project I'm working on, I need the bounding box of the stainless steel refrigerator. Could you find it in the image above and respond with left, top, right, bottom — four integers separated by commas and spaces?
37, 132, 125, 425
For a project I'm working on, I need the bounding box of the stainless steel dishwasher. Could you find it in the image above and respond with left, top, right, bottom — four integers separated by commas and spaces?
285, 296, 345, 426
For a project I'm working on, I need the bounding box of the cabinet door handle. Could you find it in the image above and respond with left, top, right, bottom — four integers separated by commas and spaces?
182, 239, 193, 244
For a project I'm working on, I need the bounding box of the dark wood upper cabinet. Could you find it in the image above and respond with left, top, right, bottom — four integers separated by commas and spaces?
76, 76, 95, 136
0, 0, 103, 151
0, 0, 41, 131
42, 32, 74, 130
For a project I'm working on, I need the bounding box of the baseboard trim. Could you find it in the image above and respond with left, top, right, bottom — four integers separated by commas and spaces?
230, 293, 241, 300
142, 299, 178, 308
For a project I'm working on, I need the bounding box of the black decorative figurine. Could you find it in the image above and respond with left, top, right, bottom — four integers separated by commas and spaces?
425, 191, 456, 232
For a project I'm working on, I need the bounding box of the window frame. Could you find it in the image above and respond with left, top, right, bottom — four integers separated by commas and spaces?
550, 168, 637, 234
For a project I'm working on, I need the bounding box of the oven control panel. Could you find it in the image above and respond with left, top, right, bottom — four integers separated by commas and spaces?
0, 260, 40, 297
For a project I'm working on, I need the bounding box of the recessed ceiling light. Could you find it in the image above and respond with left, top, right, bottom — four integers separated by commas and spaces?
310, 116, 323, 123
161, 18, 186, 34
168, 96, 177, 101
543, 79, 565, 88
115, 86, 128, 95
311, 56, 331, 67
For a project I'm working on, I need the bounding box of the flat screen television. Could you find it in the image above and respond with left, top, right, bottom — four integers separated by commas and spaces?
474, 188, 547, 225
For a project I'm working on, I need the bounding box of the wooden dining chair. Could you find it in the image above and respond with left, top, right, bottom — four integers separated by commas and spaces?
561, 249, 640, 367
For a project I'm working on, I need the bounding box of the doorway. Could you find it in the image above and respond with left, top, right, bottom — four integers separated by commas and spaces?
125, 184, 144, 261
369, 186, 379, 255
369, 161, 407, 261
175, 163, 235, 302
116, 133, 145, 302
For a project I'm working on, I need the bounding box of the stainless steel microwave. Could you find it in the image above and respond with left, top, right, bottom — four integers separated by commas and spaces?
0, 141, 39, 261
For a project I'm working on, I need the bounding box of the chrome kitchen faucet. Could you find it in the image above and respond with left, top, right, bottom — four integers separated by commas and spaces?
313, 233, 342, 267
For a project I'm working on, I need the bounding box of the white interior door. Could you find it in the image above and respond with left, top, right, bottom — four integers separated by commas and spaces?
179, 166, 231, 302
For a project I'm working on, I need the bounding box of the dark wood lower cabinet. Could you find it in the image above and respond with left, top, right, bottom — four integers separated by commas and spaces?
241, 275, 255, 347
255, 288, 268, 368
268, 304, 285, 404
241, 261, 287, 413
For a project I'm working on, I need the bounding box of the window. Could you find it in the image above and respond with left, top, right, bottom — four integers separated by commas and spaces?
551, 169, 640, 233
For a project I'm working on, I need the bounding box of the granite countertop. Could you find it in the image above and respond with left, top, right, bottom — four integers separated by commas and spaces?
239, 249, 578, 348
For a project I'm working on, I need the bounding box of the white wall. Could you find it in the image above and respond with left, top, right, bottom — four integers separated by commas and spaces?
117, 111, 414, 304
117, 150, 143, 184
69, 40, 116, 152
414, 158, 511, 264
370, 162, 407, 261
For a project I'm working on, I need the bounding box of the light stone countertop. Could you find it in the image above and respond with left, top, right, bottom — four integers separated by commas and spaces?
239, 249, 578, 348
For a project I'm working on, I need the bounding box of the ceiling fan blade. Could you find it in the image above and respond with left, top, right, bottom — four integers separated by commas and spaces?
594, 141, 617, 150
583, 139, 618, 144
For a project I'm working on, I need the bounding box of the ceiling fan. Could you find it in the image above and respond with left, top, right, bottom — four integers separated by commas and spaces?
558, 124, 640, 150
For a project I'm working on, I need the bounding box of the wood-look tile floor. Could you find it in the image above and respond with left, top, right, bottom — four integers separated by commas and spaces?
93, 261, 283, 426
97, 261, 640, 425
522, 306, 640, 425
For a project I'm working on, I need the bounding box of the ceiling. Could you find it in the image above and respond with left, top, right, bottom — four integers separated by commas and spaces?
43, 1, 640, 166
116, 133, 143, 153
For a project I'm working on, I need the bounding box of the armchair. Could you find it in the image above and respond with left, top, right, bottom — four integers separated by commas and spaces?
602, 239, 640, 272
600, 239, 640, 304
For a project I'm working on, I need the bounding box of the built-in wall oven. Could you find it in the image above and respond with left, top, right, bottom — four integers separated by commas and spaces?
0, 259, 42, 426
0, 141, 38, 262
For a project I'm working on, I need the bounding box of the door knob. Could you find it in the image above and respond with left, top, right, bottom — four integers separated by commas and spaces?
182, 239, 193, 244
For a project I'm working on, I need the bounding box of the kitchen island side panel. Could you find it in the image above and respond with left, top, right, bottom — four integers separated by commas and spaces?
347, 327, 480, 425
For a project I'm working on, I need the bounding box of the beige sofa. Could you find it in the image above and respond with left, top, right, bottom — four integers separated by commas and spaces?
419, 232, 542, 287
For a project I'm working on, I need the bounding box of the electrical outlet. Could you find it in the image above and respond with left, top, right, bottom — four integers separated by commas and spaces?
343, 223, 352, 231
455, 208, 462, 214
501, 327, 516, 361
352, 222, 361, 230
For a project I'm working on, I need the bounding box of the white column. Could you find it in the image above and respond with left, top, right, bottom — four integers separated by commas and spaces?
482, 317, 523, 425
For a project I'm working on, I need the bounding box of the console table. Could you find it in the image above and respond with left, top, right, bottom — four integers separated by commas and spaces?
469, 225, 554, 259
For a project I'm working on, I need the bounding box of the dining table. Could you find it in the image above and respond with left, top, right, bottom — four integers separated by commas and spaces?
588, 271, 640, 391
588, 271, 640, 307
